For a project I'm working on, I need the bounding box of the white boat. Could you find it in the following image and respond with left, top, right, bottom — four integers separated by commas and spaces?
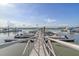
14, 32, 34, 38
50, 33, 74, 42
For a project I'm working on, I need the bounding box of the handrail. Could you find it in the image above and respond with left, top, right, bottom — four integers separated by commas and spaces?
22, 40, 30, 56
48, 40, 56, 56
43, 40, 56, 56
43, 43, 49, 56
47, 37, 79, 51
22, 31, 39, 56
40, 38, 49, 56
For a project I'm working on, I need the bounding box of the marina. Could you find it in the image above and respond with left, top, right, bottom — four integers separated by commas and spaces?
0, 27, 79, 56
0, 3, 79, 56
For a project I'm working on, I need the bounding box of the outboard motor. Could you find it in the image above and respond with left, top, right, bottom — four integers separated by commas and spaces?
30, 39, 34, 43
65, 35, 68, 39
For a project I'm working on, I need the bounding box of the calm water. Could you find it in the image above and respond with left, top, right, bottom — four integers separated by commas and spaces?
0, 29, 36, 44
0, 33, 15, 43
0, 29, 79, 45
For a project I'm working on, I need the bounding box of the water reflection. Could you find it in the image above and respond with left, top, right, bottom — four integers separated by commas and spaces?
0, 32, 16, 43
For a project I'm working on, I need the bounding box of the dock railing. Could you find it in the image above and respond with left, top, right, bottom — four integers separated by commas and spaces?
47, 37, 79, 51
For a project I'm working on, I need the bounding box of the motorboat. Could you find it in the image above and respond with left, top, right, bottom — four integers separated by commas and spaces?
14, 32, 34, 38
49, 33, 74, 42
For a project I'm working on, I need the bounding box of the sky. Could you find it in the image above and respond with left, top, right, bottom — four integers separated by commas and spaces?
0, 3, 79, 27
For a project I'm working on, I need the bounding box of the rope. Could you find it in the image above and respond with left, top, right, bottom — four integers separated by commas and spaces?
48, 40, 56, 56
43, 37, 56, 56
22, 40, 30, 56
22, 31, 39, 56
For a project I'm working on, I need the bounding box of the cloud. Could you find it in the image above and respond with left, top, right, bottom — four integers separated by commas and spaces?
0, 19, 8, 27
0, 3, 16, 18
45, 18, 56, 23
0, 18, 35, 27
0, 4, 42, 27
58, 24, 69, 27
0, 4, 70, 27
43, 18, 57, 27
0, 3, 15, 8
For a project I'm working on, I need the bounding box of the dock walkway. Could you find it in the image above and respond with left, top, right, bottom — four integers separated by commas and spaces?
0, 28, 79, 56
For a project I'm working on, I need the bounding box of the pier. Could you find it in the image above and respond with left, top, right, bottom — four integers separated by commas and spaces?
0, 27, 79, 56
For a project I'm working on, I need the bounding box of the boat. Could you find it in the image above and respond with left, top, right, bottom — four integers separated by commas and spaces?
4, 39, 16, 42
50, 33, 74, 42
14, 32, 34, 38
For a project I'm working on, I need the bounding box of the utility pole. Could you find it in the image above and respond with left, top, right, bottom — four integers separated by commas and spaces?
7, 21, 9, 36
43, 26, 45, 40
